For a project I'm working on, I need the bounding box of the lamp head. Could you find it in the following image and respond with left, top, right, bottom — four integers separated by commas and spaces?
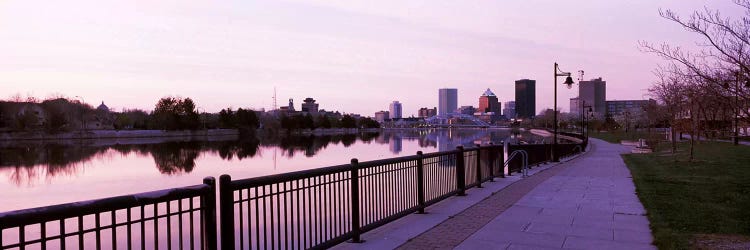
563, 76, 575, 89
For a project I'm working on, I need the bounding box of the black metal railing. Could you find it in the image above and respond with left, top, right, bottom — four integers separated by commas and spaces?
0, 139, 585, 250
218, 144, 507, 249
0, 177, 217, 250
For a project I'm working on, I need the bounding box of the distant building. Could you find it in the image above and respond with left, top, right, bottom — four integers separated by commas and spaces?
96, 101, 110, 113
389, 101, 403, 119
515, 79, 536, 119
279, 98, 295, 113
570, 97, 581, 114
418, 107, 437, 118
438, 88, 458, 115
301, 97, 319, 113
503, 101, 516, 119
579, 78, 606, 119
606, 99, 655, 117
374, 111, 390, 122
457, 106, 476, 115
478, 88, 501, 114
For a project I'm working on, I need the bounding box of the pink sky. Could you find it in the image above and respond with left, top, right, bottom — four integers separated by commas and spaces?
0, 0, 743, 116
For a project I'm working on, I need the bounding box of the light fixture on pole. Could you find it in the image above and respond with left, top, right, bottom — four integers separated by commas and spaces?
553, 62, 576, 162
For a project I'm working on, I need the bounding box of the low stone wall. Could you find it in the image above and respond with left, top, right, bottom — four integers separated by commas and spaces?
0, 129, 239, 141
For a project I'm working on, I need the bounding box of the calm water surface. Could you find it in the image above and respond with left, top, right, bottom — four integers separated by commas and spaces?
0, 128, 542, 212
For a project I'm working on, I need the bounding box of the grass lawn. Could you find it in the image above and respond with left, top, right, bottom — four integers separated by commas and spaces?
589, 130, 665, 144
622, 141, 750, 249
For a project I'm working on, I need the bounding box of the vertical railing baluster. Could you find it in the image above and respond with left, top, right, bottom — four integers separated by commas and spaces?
77, 216, 84, 249
41, 221, 46, 250
60, 219, 66, 250
126, 208, 132, 250
111, 210, 117, 250
19, 225, 25, 250
166, 202, 171, 250
455, 146, 466, 196
177, 201, 183, 250
349, 159, 363, 243
202, 177, 217, 250
154, 203, 159, 250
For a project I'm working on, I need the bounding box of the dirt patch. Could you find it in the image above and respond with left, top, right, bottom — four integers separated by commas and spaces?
691, 234, 750, 250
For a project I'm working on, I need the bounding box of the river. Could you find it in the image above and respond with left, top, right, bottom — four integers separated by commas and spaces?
0, 128, 543, 212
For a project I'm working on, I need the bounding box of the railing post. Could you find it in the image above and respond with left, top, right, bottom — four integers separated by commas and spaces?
455, 146, 466, 196
416, 151, 426, 214
487, 143, 496, 181
202, 177, 218, 250
498, 144, 505, 178
475, 144, 483, 188
349, 158, 364, 243
218, 174, 235, 250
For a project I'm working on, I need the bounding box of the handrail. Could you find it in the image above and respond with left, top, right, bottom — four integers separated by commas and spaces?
504, 149, 529, 177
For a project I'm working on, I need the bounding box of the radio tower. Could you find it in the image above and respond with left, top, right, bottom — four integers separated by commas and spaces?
272, 87, 277, 111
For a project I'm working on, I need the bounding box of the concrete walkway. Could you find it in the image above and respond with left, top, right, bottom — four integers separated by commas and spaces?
451, 139, 655, 249
334, 139, 655, 250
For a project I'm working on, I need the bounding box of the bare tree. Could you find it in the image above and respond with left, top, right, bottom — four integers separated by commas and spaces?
641, 0, 750, 147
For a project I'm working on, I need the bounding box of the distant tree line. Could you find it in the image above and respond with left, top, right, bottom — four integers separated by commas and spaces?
1, 95, 379, 133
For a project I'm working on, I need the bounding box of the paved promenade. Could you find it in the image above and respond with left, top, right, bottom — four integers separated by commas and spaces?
449, 139, 655, 249
335, 139, 655, 250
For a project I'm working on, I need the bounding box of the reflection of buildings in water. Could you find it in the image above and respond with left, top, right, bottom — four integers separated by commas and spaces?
389, 135, 402, 154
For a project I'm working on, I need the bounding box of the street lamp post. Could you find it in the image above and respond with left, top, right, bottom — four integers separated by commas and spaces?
553, 62, 576, 162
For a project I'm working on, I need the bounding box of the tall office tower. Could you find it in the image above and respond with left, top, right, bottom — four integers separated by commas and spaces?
438, 88, 458, 115
515, 79, 536, 119
478, 88, 501, 114
389, 101, 403, 119
579, 78, 606, 119
503, 101, 516, 119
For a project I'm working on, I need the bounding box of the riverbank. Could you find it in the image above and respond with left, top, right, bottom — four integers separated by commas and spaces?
0, 129, 239, 141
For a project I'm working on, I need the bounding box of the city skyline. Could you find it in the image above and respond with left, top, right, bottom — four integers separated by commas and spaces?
1, 1, 744, 116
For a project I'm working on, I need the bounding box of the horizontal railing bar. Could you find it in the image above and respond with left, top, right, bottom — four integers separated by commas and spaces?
356, 155, 420, 168
229, 163, 353, 189
0, 185, 211, 228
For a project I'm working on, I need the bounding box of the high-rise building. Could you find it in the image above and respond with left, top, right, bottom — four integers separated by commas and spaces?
515, 79, 536, 119
301, 97, 319, 113
418, 107, 437, 118
374, 111, 390, 122
438, 88, 458, 115
503, 101, 516, 119
478, 88, 501, 114
579, 78, 606, 119
389, 101, 403, 119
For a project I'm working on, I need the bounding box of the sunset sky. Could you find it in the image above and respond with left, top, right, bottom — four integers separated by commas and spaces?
0, 0, 743, 116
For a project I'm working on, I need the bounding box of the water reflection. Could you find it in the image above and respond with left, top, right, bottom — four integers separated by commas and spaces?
0, 129, 544, 187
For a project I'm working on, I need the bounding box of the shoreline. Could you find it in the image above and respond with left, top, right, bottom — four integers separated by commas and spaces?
0, 129, 240, 142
